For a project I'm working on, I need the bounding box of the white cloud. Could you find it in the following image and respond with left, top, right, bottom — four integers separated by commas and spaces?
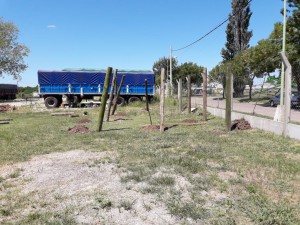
47, 25, 56, 29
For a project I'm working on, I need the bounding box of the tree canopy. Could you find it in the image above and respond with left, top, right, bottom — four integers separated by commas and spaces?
0, 18, 29, 80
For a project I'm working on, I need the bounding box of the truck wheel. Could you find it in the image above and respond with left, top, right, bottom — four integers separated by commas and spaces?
45, 96, 59, 108
73, 96, 82, 104
128, 96, 141, 103
117, 96, 125, 106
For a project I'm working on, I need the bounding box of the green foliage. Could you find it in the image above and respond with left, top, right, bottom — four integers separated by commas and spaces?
0, 17, 30, 80
175, 62, 203, 86
152, 56, 178, 86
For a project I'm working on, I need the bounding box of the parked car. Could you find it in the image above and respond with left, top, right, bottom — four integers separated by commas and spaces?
269, 91, 300, 108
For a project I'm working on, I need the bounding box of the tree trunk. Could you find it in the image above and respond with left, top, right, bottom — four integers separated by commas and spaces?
233, 79, 245, 97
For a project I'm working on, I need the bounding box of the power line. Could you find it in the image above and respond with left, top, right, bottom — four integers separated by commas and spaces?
173, 0, 253, 52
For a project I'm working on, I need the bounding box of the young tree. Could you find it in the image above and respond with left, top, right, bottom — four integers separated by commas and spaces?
221, 0, 252, 97
0, 18, 29, 80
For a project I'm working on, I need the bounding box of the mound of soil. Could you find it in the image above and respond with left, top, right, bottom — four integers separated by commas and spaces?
231, 118, 251, 131
68, 125, 90, 134
77, 119, 92, 124
0, 104, 15, 112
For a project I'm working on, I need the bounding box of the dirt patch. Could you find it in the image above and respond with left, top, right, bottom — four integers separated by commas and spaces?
231, 118, 251, 131
77, 119, 92, 124
68, 125, 90, 134
0, 104, 15, 112
0, 150, 179, 224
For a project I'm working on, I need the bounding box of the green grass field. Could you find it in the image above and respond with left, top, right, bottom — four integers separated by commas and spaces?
0, 101, 299, 224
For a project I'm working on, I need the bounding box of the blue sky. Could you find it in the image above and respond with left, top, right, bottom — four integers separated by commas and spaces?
0, 0, 283, 86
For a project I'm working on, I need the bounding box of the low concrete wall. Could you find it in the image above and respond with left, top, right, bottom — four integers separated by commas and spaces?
207, 106, 300, 141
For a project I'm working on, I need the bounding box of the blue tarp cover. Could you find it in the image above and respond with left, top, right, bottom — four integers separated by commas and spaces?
38, 70, 155, 86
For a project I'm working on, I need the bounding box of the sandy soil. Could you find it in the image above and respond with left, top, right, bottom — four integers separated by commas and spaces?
0, 150, 182, 225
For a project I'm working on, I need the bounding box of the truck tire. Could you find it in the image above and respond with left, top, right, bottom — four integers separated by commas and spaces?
128, 96, 141, 103
73, 96, 82, 104
117, 96, 125, 106
45, 96, 59, 108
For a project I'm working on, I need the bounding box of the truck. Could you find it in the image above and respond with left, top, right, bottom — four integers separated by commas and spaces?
0, 84, 18, 100
38, 70, 155, 108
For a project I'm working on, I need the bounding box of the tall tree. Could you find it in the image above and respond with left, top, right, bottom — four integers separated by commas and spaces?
221, 0, 252, 97
0, 18, 29, 80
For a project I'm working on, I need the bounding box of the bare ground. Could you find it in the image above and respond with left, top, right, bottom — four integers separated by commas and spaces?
0, 150, 186, 224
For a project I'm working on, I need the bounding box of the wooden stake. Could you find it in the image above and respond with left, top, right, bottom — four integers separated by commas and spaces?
97, 67, 112, 132
106, 69, 118, 121
145, 79, 153, 125
187, 75, 191, 114
225, 72, 232, 131
178, 78, 182, 112
111, 75, 125, 115
160, 68, 165, 133
202, 67, 207, 121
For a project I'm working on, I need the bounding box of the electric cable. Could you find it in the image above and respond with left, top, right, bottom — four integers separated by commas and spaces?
173, 0, 253, 52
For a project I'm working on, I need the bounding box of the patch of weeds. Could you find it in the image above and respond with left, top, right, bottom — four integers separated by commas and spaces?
246, 184, 257, 194
95, 195, 112, 209
119, 199, 135, 211
167, 199, 209, 220
90, 157, 113, 167
8, 168, 22, 179
0, 176, 5, 183
239, 194, 299, 224
121, 166, 151, 183
0, 208, 12, 216
141, 185, 160, 194
149, 175, 175, 187
209, 217, 237, 225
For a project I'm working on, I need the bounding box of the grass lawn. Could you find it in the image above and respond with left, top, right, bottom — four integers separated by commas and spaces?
0, 100, 299, 224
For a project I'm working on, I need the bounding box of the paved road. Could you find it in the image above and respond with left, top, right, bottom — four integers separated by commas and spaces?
192, 96, 300, 122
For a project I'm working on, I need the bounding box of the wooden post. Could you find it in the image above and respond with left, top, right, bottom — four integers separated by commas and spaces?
111, 75, 125, 115
187, 75, 191, 114
106, 69, 118, 122
97, 67, 112, 132
160, 68, 165, 133
178, 78, 182, 112
225, 72, 232, 131
202, 67, 207, 121
145, 79, 152, 125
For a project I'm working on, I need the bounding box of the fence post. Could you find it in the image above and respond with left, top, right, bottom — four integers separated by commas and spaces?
106, 69, 118, 122
202, 67, 207, 121
160, 68, 165, 133
225, 72, 232, 131
279, 52, 292, 137
97, 67, 112, 132
178, 78, 182, 112
111, 75, 125, 115
187, 75, 191, 114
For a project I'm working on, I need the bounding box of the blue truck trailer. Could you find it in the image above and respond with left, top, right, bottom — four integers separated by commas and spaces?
38, 70, 155, 108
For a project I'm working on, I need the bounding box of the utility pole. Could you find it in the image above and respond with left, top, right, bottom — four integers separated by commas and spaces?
170, 47, 173, 96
